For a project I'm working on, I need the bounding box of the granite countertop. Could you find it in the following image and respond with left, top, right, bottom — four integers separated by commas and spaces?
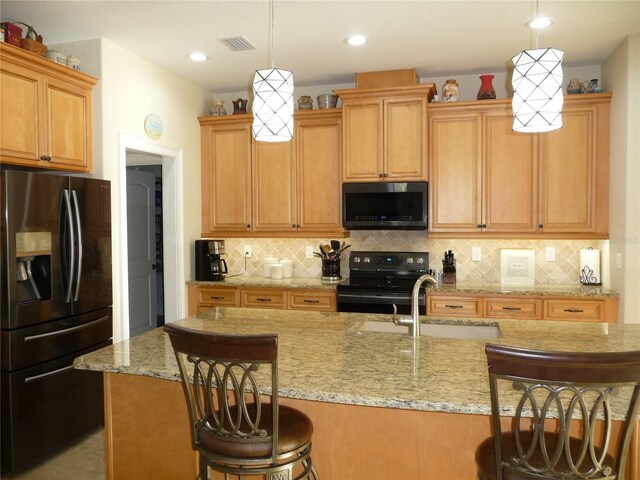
75, 308, 639, 420
188, 276, 617, 297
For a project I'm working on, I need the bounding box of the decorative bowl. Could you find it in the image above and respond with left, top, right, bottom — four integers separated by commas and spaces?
317, 94, 338, 109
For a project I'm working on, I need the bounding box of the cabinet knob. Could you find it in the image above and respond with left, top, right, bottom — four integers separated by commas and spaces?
383, 173, 389, 177
40, 155, 51, 161
247, 224, 251, 228
538, 224, 544, 228
378, 173, 384, 178
477, 224, 487, 229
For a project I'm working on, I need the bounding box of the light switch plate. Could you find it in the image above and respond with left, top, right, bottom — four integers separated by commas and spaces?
472, 247, 481, 261
306, 246, 315, 259
616, 253, 623, 269
545, 247, 556, 262
243, 245, 252, 257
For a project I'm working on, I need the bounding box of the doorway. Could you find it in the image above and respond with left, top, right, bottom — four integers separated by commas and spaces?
126, 162, 164, 337
117, 133, 184, 343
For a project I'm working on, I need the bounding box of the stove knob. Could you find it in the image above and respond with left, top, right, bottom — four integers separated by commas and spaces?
364, 257, 371, 263
417, 258, 424, 264
406, 258, 414, 264
353, 256, 361, 263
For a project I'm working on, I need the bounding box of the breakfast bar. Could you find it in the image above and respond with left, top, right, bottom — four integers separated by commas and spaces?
74, 308, 640, 480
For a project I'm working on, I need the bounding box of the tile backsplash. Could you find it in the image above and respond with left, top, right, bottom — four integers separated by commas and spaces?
220, 232, 607, 285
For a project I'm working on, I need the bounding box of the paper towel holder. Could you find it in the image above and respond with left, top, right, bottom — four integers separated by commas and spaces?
579, 247, 601, 286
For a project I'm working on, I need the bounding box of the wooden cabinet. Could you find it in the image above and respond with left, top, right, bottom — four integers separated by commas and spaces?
288, 290, 336, 311
427, 94, 610, 238
427, 295, 482, 317
187, 284, 337, 314
334, 85, 435, 182
538, 97, 610, 236
0, 43, 96, 172
483, 297, 543, 319
241, 288, 287, 309
200, 116, 253, 234
426, 291, 617, 323
199, 110, 347, 237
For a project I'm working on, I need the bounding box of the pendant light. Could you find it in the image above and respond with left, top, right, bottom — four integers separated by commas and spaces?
511, 1, 563, 133
252, 0, 294, 142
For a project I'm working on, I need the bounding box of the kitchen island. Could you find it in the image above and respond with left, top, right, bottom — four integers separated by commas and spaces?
75, 307, 640, 480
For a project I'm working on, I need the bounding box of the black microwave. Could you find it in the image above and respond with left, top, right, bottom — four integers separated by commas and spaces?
342, 181, 428, 230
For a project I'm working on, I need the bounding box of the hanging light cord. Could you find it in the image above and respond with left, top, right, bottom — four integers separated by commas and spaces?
268, 0, 275, 68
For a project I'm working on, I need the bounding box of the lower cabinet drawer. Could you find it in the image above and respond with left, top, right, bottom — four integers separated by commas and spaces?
484, 298, 542, 319
544, 300, 604, 322
197, 288, 239, 307
241, 289, 287, 309
427, 296, 481, 317
288, 291, 336, 311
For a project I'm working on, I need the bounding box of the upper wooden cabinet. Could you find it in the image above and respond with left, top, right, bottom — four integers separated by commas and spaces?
0, 43, 96, 172
427, 94, 610, 238
199, 110, 347, 238
334, 85, 436, 182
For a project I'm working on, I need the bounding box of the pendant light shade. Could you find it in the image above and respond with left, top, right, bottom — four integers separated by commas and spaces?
252, 68, 294, 142
251, 0, 294, 142
511, 47, 564, 133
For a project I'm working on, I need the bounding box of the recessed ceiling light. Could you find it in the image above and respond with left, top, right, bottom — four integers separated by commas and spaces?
345, 35, 368, 46
529, 16, 551, 29
189, 52, 208, 62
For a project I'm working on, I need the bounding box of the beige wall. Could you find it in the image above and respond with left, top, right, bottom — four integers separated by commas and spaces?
603, 33, 640, 324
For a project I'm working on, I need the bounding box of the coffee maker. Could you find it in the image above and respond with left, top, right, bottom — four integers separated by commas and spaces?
195, 240, 228, 281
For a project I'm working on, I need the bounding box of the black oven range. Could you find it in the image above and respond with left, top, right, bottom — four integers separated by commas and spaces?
336, 251, 431, 315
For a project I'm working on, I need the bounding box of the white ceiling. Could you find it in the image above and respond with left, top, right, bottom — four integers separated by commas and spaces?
2, 1, 639, 93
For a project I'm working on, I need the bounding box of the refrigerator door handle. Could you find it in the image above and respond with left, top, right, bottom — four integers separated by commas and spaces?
71, 190, 83, 301
62, 190, 75, 303
24, 365, 74, 384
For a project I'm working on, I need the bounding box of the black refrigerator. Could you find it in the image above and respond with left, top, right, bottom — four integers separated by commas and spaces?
1, 170, 113, 474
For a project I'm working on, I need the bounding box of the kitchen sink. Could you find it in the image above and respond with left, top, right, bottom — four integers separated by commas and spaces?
358, 319, 501, 339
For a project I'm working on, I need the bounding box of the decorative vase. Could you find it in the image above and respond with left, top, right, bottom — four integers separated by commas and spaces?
232, 98, 248, 114
210, 99, 227, 116
442, 79, 459, 102
477, 74, 496, 100
589, 79, 602, 93
567, 79, 582, 95
298, 95, 313, 110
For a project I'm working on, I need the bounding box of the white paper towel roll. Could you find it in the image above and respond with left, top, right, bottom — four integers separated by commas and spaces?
579, 248, 601, 285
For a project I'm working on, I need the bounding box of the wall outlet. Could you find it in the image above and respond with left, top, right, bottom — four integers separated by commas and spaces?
472, 247, 481, 261
305, 246, 315, 259
243, 245, 252, 258
616, 253, 623, 269
545, 247, 556, 262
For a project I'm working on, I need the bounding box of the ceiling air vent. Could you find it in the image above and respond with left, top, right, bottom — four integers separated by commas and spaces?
217, 36, 256, 52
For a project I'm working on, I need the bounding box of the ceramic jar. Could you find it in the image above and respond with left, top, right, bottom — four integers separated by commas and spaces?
567, 79, 582, 94
442, 79, 459, 102
210, 99, 227, 116
298, 96, 313, 110
280, 258, 293, 278
262, 256, 278, 277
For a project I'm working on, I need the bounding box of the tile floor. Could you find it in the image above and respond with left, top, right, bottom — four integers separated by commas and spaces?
3, 428, 105, 480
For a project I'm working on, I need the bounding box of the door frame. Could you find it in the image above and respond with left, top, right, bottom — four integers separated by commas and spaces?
118, 133, 184, 341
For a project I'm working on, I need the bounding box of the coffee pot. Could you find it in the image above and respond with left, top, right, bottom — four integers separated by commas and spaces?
195, 240, 228, 281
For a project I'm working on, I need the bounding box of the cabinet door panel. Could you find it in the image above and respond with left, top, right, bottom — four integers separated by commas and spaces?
201, 125, 252, 233
252, 141, 295, 231
483, 113, 537, 232
46, 78, 91, 170
539, 108, 596, 232
0, 62, 41, 162
429, 114, 482, 232
296, 115, 343, 232
342, 101, 383, 181
385, 98, 426, 179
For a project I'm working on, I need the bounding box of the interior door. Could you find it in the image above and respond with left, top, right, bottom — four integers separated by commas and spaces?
126, 169, 157, 337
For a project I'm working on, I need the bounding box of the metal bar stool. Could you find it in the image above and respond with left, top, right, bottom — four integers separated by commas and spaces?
475, 344, 640, 480
164, 323, 318, 480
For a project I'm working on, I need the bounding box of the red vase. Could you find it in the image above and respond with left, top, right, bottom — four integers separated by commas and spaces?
477, 74, 496, 100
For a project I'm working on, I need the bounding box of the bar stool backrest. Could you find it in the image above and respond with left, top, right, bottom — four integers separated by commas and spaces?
484, 344, 640, 480
164, 323, 280, 465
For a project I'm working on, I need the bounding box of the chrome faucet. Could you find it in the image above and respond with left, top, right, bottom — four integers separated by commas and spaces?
394, 274, 438, 337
